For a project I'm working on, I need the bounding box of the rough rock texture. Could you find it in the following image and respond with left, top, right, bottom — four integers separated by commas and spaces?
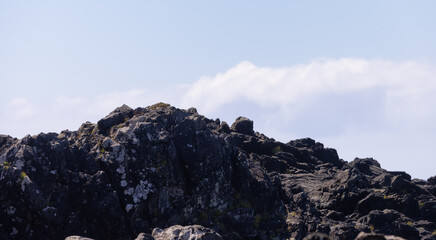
230, 117, 254, 136
354, 232, 406, 240
303, 232, 333, 240
65, 236, 95, 240
1, 103, 436, 240
152, 225, 222, 240
66, 225, 222, 240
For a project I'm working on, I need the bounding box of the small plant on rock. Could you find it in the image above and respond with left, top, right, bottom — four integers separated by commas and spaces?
288, 211, 299, 218
2, 161, 11, 170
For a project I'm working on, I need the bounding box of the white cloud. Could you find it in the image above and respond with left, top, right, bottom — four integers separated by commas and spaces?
182, 59, 436, 124
4, 97, 36, 119
1, 58, 435, 179
181, 59, 436, 179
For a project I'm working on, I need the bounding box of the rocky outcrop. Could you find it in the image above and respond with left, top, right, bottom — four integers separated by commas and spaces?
65, 236, 95, 240
152, 225, 222, 240
66, 225, 223, 240
230, 117, 254, 136
1, 103, 435, 240
354, 232, 406, 240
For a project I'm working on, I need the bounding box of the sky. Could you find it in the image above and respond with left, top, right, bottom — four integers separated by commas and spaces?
1, 1, 435, 179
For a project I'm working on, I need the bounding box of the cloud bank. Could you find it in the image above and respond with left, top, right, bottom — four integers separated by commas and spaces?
1, 58, 435, 179
183, 59, 436, 126
180, 59, 436, 179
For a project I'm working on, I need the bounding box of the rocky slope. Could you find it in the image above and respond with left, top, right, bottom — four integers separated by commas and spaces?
0, 103, 435, 240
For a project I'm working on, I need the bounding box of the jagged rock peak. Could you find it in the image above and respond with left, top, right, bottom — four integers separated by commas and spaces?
230, 116, 254, 135
0, 103, 435, 240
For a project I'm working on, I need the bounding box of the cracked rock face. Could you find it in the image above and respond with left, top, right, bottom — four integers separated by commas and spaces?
1, 103, 435, 240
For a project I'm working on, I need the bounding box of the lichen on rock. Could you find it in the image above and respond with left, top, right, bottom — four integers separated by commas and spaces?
0, 104, 435, 240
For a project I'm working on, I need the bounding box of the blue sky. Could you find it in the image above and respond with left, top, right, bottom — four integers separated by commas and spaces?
1, 1, 435, 179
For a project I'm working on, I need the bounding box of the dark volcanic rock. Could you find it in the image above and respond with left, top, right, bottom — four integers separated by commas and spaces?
230, 116, 254, 135
1, 103, 435, 240
97, 104, 134, 135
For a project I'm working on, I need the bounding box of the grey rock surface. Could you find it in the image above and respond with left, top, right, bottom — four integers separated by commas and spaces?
355, 232, 406, 240
65, 236, 95, 240
1, 103, 435, 240
152, 225, 223, 240
134, 232, 155, 240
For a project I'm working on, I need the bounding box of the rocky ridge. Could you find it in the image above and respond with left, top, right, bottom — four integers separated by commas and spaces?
0, 103, 435, 240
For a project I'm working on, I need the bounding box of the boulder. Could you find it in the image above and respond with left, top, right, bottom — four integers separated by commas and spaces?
152, 225, 222, 240
355, 232, 406, 240
427, 175, 436, 185
65, 237, 95, 240
135, 233, 155, 240
230, 116, 254, 135
303, 232, 334, 240
97, 104, 133, 135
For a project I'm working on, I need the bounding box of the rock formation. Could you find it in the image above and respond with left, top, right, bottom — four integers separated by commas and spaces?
0, 103, 435, 240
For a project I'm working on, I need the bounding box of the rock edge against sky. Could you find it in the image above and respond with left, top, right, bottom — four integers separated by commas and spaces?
1, 103, 435, 240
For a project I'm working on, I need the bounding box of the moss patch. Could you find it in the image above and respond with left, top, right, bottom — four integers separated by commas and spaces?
2, 161, 11, 170
150, 102, 171, 109
20, 171, 27, 180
